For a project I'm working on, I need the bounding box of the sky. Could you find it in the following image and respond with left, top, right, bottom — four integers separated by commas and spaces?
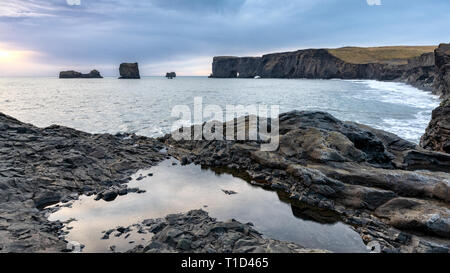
0, 0, 449, 76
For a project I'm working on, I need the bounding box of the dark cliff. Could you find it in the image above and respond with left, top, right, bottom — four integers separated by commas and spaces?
211, 48, 437, 90
398, 52, 437, 91
434, 43, 450, 97
166, 72, 176, 79
212, 44, 450, 154
59, 70, 103, 79
420, 43, 450, 153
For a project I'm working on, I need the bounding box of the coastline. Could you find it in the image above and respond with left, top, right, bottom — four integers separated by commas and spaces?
209, 43, 450, 153
210, 44, 447, 98
0, 44, 448, 253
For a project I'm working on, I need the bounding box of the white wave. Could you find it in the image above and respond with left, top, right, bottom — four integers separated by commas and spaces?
380, 110, 433, 143
360, 80, 439, 109
348, 80, 439, 143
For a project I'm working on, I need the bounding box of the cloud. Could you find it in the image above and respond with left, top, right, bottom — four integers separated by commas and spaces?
152, 0, 245, 13
66, 0, 81, 6
366, 0, 382, 6
0, 0, 85, 19
0, 42, 51, 76
0, 0, 448, 76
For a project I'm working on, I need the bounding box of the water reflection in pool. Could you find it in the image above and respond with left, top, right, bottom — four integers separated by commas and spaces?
49, 159, 368, 253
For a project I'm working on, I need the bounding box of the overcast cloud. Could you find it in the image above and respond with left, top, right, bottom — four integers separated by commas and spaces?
0, 0, 448, 76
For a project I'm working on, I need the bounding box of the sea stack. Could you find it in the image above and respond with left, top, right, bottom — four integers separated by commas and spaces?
119, 63, 140, 79
166, 72, 176, 79
59, 70, 103, 79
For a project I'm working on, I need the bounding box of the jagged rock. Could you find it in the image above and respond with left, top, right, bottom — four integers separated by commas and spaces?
127, 210, 329, 253
375, 198, 450, 238
119, 63, 140, 79
0, 111, 165, 252
2, 101, 449, 253
59, 70, 103, 79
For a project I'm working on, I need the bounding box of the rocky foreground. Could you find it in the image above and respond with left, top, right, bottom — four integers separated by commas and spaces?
0, 112, 165, 252
0, 111, 328, 253
1, 108, 449, 253
126, 210, 328, 253
164, 111, 450, 253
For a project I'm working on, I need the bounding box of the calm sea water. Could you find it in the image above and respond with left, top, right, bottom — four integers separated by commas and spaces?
49, 159, 367, 253
0, 76, 440, 143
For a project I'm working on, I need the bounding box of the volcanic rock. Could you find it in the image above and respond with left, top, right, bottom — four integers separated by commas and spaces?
119, 63, 140, 79
166, 72, 176, 79
0, 111, 165, 252
59, 70, 103, 79
421, 43, 450, 153
127, 210, 329, 253
165, 111, 450, 253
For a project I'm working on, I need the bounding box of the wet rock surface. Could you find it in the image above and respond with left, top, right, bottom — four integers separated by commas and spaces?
164, 111, 450, 253
126, 210, 329, 253
0, 112, 165, 252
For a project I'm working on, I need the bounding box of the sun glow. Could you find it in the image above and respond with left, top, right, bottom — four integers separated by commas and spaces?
0, 47, 32, 62
0, 44, 52, 76
0, 50, 13, 60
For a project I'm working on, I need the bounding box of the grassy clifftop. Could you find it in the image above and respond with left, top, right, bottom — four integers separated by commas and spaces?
327, 46, 437, 65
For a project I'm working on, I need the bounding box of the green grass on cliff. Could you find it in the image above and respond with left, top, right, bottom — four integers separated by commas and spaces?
327, 46, 437, 65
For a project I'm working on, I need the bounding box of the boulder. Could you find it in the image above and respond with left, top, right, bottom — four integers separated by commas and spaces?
127, 210, 329, 253
119, 63, 140, 79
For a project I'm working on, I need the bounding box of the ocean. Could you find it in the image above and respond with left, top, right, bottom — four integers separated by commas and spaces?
0, 76, 440, 143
